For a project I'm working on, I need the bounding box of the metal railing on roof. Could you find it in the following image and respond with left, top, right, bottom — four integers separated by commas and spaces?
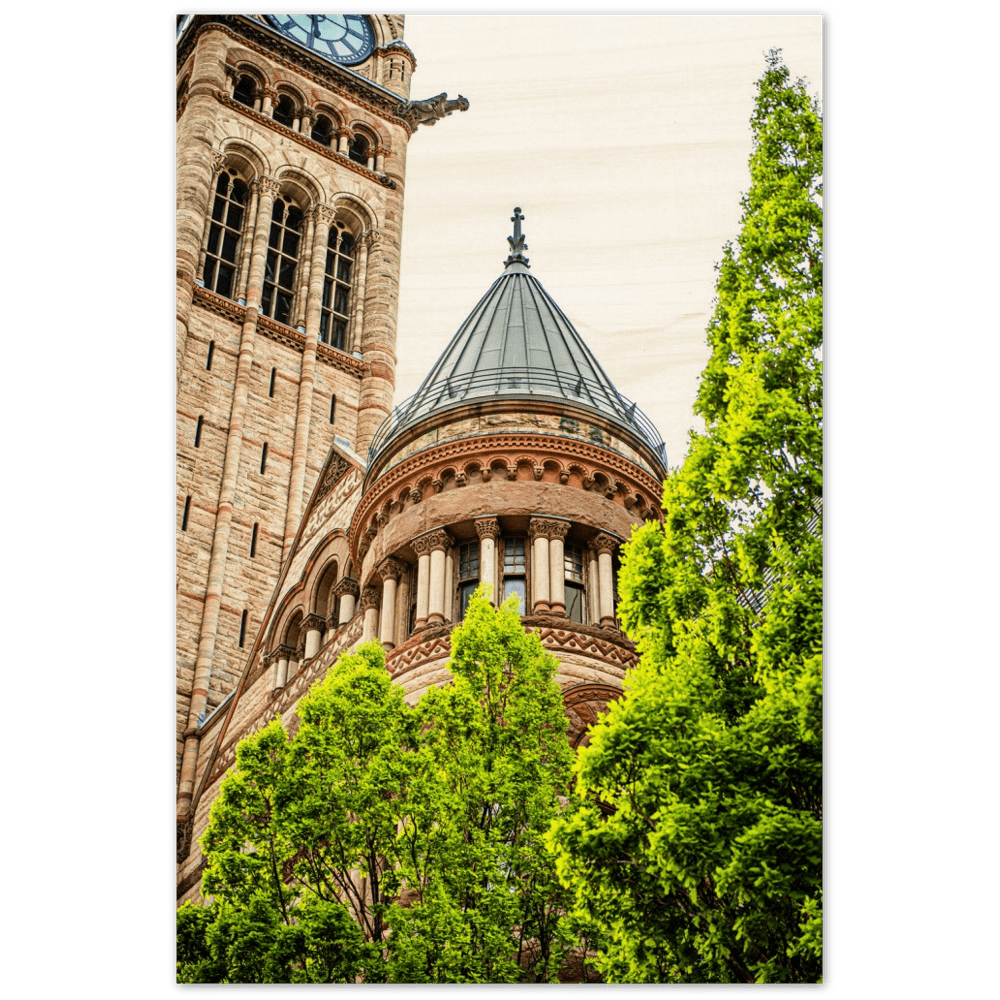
365, 366, 666, 475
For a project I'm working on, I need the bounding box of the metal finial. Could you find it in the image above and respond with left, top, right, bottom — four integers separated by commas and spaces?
504, 206, 530, 269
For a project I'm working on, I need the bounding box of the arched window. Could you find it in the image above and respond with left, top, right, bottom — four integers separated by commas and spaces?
261, 196, 304, 326
203, 169, 248, 300
311, 114, 334, 148
348, 133, 369, 165
273, 94, 295, 127
319, 227, 354, 350
233, 74, 257, 108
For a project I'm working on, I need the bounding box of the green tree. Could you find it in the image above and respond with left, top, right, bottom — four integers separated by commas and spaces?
178, 591, 574, 983
546, 49, 822, 984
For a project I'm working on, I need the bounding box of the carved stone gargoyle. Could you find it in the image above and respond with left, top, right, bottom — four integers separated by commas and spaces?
398, 93, 470, 131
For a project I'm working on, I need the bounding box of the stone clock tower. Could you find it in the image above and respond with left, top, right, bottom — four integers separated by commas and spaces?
175, 15, 466, 826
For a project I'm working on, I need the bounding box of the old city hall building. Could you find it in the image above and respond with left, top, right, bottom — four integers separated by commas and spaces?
176, 15, 668, 901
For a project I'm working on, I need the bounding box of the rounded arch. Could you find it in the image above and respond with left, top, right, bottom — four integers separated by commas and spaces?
273, 165, 325, 209
274, 82, 306, 109
348, 121, 382, 148
330, 192, 377, 235
267, 583, 306, 650
218, 138, 270, 181
312, 102, 343, 129
283, 609, 305, 649
313, 558, 340, 618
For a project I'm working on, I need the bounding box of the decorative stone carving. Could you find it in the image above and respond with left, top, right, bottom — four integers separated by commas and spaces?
398, 92, 470, 130
529, 517, 570, 541
312, 203, 336, 227
256, 175, 281, 198
533, 465, 544, 480
412, 527, 452, 555
593, 532, 619, 555
475, 517, 500, 540
359, 586, 381, 613
409, 487, 422, 505
378, 556, 406, 582
211, 151, 227, 175
277, 643, 296, 661
303, 613, 326, 634
332, 577, 360, 599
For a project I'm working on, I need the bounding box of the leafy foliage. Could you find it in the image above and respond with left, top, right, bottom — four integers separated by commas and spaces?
178, 592, 574, 983
546, 50, 822, 984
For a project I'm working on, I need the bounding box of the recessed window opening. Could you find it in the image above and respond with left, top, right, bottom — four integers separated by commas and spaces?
502, 537, 527, 614
348, 133, 369, 165
233, 74, 256, 108
565, 542, 586, 623
329, 395, 336, 424
203, 169, 247, 301
181, 496, 191, 531
458, 541, 480, 618
320, 227, 353, 349
250, 522, 258, 558
206, 340, 215, 370
269, 367, 276, 397
261, 196, 303, 326
260, 442, 268, 474
312, 114, 334, 147
238, 609, 248, 648
273, 94, 295, 127
194, 415, 203, 448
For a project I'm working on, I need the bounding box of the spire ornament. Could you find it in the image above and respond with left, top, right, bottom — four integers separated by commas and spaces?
504, 207, 530, 269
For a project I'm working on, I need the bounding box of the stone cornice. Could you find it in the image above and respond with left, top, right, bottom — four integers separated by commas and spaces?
190, 285, 244, 324
214, 92, 399, 189
179, 17, 414, 134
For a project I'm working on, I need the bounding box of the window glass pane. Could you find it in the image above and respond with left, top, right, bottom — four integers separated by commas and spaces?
503, 576, 526, 614
337, 257, 352, 282
566, 582, 585, 623
275, 291, 293, 325
206, 224, 221, 255
264, 251, 276, 283
459, 543, 479, 581
321, 278, 332, 309
211, 194, 225, 222
216, 265, 234, 300
215, 174, 229, 196
221, 230, 238, 263
203, 258, 216, 288
340, 235, 353, 257
333, 286, 349, 314
282, 229, 300, 257
286, 206, 303, 231
325, 248, 335, 276
231, 179, 247, 204
226, 202, 243, 229
333, 320, 347, 350
319, 314, 329, 343
565, 543, 584, 582
278, 257, 297, 289
504, 538, 526, 572
271, 201, 285, 222
261, 284, 273, 315
268, 222, 281, 249
460, 580, 478, 618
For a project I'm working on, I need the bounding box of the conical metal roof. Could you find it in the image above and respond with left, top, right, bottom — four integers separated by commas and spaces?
367, 208, 666, 475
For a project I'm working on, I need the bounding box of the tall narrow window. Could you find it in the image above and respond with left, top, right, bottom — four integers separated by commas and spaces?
269, 367, 276, 397
261, 196, 303, 326
181, 496, 191, 531
319, 228, 353, 349
206, 340, 215, 370
312, 114, 334, 147
238, 609, 248, 648
273, 94, 295, 127
203, 169, 247, 301
250, 523, 258, 558
502, 537, 527, 614
260, 442, 268, 474
458, 542, 480, 619
329, 394, 336, 424
564, 542, 586, 624
233, 74, 256, 108
348, 133, 369, 165
194, 415, 203, 448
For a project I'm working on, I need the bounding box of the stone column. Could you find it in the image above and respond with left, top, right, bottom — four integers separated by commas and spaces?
587, 544, 601, 625
529, 519, 551, 614
261, 86, 277, 116
350, 233, 370, 356
444, 546, 455, 622
594, 533, 619, 628
281, 203, 334, 561
293, 206, 316, 330
374, 146, 388, 174
275, 643, 294, 689
360, 586, 381, 643
475, 517, 500, 604
234, 178, 259, 305
423, 529, 453, 626
303, 612, 325, 660
546, 519, 571, 617
300, 106, 314, 134
263, 649, 278, 690
379, 557, 405, 650
412, 533, 433, 630
395, 571, 410, 646
195, 152, 227, 284
334, 578, 359, 625
336, 127, 352, 155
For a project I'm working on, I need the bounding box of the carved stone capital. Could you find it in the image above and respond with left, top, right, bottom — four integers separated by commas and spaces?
378, 556, 407, 582
412, 527, 452, 555
374, 145, 390, 158
326, 611, 340, 631
336, 126, 355, 140
295, 635, 307, 659
300, 105, 316, 120
475, 517, 500, 541
332, 577, 360, 600
262, 648, 279, 666
304, 613, 326, 634
255, 175, 281, 198
277, 643, 296, 661
530, 517, 571, 541
262, 86, 279, 102
211, 151, 227, 175
311, 203, 336, 227
365, 228, 385, 249
593, 532, 620, 555
360, 585, 382, 612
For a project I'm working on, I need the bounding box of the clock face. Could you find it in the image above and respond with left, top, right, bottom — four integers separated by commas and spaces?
264, 15, 374, 66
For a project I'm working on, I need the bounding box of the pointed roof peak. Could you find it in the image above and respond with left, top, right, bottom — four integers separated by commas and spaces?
503, 206, 530, 272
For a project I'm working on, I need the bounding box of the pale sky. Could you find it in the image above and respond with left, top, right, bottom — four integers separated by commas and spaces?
393, 14, 823, 470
